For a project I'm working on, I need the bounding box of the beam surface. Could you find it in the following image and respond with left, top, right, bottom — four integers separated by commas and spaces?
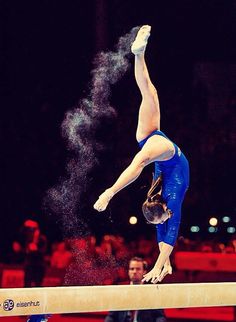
0, 282, 236, 317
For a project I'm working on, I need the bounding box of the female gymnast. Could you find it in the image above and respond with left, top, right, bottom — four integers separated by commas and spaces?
94, 25, 189, 283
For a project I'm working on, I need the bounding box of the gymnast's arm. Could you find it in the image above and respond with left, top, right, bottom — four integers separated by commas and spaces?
142, 242, 173, 284
157, 242, 173, 280
143, 205, 182, 283
104, 150, 149, 193
158, 242, 171, 267
93, 150, 149, 211
93, 136, 172, 211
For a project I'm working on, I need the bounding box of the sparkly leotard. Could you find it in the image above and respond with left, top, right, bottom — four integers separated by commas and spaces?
139, 130, 190, 246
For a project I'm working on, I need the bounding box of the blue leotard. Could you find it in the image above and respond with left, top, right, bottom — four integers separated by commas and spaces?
138, 130, 190, 246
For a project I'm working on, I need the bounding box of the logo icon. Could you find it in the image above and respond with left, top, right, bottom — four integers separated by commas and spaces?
3, 299, 14, 311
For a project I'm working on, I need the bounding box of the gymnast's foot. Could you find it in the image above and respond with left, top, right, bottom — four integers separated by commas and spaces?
131, 25, 151, 55
93, 189, 114, 212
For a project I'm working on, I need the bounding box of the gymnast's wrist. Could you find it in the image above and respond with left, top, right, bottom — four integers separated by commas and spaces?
164, 263, 171, 268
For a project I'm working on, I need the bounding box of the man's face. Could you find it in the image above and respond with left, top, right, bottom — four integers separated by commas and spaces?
128, 260, 146, 284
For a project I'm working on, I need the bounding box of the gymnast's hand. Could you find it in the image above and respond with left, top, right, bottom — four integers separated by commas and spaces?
142, 264, 172, 283
158, 264, 172, 282
93, 189, 114, 212
142, 266, 162, 284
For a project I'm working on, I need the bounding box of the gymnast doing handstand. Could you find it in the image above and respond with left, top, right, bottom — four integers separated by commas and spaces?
94, 25, 189, 283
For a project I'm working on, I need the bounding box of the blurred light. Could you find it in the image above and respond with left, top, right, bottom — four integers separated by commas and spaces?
209, 217, 218, 226
190, 226, 200, 232
227, 227, 235, 234
222, 216, 230, 223
129, 216, 137, 225
208, 226, 217, 233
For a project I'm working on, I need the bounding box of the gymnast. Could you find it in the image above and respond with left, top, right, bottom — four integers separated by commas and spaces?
94, 25, 189, 283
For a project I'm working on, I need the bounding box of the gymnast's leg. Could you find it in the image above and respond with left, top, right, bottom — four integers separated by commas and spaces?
131, 25, 161, 142
93, 25, 160, 212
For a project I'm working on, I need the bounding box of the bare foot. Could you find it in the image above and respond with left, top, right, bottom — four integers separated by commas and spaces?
131, 25, 151, 55
93, 189, 114, 212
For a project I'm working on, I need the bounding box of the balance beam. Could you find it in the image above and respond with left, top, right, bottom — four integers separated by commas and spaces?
0, 283, 235, 317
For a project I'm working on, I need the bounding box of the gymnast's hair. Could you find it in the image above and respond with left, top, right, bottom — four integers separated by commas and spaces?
142, 175, 170, 224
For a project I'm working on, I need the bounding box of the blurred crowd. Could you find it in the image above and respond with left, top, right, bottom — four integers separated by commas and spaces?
4, 219, 236, 288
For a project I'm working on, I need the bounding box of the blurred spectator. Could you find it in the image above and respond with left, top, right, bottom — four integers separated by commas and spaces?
96, 235, 114, 260
136, 237, 157, 267
13, 219, 48, 287
199, 242, 214, 253
64, 236, 115, 286
96, 235, 130, 264
27, 314, 51, 322
111, 235, 130, 260
174, 237, 195, 252
8, 241, 24, 264
228, 235, 236, 253
50, 241, 72, 269
224, 245, 235, 254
